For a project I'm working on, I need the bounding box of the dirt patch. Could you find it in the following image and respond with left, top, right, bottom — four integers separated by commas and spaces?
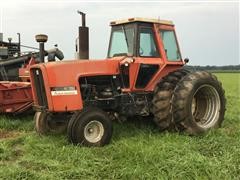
0, 129, 21, 139
0, 130, 25, 163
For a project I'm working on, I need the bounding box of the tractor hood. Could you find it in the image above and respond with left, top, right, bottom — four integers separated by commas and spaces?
30, 57, 125, 111
31, 57, 122, 88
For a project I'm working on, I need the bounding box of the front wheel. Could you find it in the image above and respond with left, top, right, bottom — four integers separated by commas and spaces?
172, 71, 226, 135
35, 112, 68, 135
67, 108, 113, 147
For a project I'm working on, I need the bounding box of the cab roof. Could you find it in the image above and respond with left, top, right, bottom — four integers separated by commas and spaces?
110, 17, 174, 26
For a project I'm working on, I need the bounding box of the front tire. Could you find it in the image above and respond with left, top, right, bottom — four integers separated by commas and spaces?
67, 108, 113, 147
172, 71, 226, 135
35, 112, 68, 135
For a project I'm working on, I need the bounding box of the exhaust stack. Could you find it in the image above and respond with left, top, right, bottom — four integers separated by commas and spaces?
76, 11, 89, 59
35, 34, 48, 62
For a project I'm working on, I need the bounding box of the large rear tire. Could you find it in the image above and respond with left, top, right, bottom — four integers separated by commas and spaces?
151, 69, 189, 130
67, 108, 113, 147
172, 71, 226, 135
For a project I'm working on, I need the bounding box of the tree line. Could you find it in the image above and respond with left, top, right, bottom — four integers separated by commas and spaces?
185, 65, 240, 71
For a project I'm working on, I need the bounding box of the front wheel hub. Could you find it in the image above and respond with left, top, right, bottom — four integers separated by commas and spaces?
84, 120, 104, 143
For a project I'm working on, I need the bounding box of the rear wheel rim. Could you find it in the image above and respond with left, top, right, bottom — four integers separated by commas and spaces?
191, 85, 221, 128
84, 120, 104, 143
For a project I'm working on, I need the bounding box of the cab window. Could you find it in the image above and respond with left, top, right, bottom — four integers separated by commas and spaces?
160, 30, 181, 61
139, 27, 158, 57
108, 25, 134, 57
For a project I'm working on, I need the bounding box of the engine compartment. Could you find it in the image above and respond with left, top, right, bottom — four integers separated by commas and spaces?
79, 75, 152, 117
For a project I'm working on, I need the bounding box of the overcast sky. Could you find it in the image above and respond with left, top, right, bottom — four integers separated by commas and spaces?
0, 0, 239, 65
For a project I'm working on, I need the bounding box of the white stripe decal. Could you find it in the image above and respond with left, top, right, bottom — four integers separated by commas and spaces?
51, 90, 78, 96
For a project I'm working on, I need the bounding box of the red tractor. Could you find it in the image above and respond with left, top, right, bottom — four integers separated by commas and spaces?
30, 14, 226, 147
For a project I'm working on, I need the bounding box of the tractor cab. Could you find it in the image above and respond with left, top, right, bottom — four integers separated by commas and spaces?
108, 17, 182, 61
107, 18, 184, 91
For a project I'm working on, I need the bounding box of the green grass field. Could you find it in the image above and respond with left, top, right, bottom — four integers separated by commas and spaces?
0, 73, 239, 179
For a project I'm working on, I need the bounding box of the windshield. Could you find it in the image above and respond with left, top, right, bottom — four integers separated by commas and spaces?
108, 25, 134, 57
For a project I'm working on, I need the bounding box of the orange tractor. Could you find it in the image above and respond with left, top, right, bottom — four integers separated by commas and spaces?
30, 13, 226, 147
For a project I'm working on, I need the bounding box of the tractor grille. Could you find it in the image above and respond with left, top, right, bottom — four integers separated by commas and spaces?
31, 68, 48, 108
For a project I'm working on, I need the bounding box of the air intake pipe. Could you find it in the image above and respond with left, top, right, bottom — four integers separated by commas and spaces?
77, 11, 89, 59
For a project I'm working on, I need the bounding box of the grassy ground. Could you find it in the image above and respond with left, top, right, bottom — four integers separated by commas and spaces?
0, 73, 239, 179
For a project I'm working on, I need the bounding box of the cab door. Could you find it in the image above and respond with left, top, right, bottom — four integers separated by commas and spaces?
130, 24, 163, 91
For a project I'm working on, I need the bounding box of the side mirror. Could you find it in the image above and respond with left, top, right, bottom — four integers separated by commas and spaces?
184, 58, 189, 64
